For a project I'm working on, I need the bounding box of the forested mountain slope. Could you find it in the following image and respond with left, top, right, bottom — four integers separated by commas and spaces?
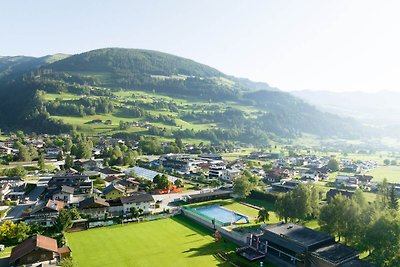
0, 48, 365, 143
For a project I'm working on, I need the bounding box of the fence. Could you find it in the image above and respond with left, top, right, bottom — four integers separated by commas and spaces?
181, 206, 249, 245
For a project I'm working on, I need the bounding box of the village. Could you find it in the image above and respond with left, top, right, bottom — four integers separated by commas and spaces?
0, 132, 389, 266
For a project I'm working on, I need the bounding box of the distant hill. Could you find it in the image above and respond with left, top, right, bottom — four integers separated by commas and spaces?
0, 48, 366, 142
0, 54, 69, 79
292, 90, 400, 130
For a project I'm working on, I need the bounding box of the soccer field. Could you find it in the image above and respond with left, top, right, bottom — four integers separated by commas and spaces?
66, 215, 264, 267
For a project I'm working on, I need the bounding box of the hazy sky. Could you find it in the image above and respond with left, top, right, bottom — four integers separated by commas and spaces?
1, 0, 400, 92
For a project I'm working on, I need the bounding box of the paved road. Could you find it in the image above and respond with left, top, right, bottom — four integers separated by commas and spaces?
2, 178, 47, 222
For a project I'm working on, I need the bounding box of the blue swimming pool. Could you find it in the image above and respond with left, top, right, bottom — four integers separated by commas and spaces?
194, 205, 249, 225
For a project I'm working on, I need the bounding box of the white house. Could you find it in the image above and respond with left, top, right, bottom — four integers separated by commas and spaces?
120, 193, 155, 214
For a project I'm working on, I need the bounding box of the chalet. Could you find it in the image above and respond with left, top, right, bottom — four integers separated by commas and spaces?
74, 159, 103, 171
0, 176, 24, 187
48, 170, 93, 194
79, 196, 110, 219
266, 168, 293, 183
120, 193, 155, 214
51, 185, 75, 204
102, 183, 126, 200
28, 200, 64, 227
9, 235, 62, 266
341, 164, 361, 173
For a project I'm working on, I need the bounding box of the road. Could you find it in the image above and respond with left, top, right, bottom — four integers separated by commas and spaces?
2, 177, 48, 222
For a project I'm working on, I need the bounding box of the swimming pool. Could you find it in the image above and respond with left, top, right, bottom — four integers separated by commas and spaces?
194, 205, 249, 225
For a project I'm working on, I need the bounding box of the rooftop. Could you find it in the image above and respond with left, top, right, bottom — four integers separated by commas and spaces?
262, 223, 333, 249
10, 235, 58, 263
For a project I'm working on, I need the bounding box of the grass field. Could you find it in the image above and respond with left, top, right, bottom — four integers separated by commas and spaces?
369, 165, 400, 183
66, 216, 270, 267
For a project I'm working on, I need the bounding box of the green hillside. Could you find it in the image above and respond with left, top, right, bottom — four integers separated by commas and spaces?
0, 48, 365, 144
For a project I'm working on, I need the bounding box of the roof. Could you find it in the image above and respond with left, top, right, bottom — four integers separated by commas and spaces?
187, 190, 232, 200
99, 167, 122, 175
120, 193, 154, 204
31, 200, 64, 214
326, 189, 354, 199
79, 196, 110, 209
58, 246, 71, 254
311, 243, 358, 264
103, 183, 125, 195
125, 166, 178, 182
10, 235, 58, 263
261, 224, 334, 251
60, 185, 74, 194
104, 176, 121, 183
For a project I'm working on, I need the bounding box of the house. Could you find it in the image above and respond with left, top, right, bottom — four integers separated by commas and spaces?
102, 183, 126, 200
51, 185, 75, 204
208, 165, 226, 179
48, 170, 93, 194
271, 179, 303, 192
0, 145, 14, 155
0, 183, 11, 201
120, 193, 155, 214
79, 196, 110, 219
326, 189, 354, 202
355, 175, 373, 185
302, 170, 321, 182
99, 167, 124, 179
44, 147, 62, 159
107, 198, 124, 217
27, 200, 65, 227
9, 235, 61, 266
243, 223, 362, 267
74, 159, 103, 171
335, 175, 359, 190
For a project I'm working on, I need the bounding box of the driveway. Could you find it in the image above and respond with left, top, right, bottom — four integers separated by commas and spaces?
2, 182, 46, 221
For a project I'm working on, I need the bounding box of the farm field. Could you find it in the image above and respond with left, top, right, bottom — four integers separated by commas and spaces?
66, 215, 270, 267
369, 165, 400, 183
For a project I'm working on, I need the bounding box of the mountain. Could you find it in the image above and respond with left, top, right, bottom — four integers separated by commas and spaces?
292, 90, 400, 135
0, 54, 69, 79
0, 48, 366, 142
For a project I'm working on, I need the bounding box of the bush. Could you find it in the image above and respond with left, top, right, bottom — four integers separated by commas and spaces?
249, 190, 279, 203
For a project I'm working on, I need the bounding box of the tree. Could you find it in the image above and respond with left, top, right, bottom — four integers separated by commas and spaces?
364, 213, 400, 267
55, 209, 73, 233
233, 176, 253, 198
174, 179, 184, 188
130, 207, 139, 220
327, 158, 339, 172
153, 174, 170, 190
64, 155, 74, 169
37, 153, 45, 170
384, 159, 391, 165
389, 185, 399, 210
17, 144, 30, 162
61, 257, 75, 267
175, 137, 184, 150
257, 208, 270, 223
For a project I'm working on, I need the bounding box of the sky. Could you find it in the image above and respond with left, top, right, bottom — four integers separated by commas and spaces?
1, 0, 400, 93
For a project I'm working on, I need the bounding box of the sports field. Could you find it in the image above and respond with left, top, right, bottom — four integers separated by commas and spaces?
66, 215, 267, 267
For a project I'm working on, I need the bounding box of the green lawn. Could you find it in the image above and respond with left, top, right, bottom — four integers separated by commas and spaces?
369, 165, 400, 183
67, 216, 269, 267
